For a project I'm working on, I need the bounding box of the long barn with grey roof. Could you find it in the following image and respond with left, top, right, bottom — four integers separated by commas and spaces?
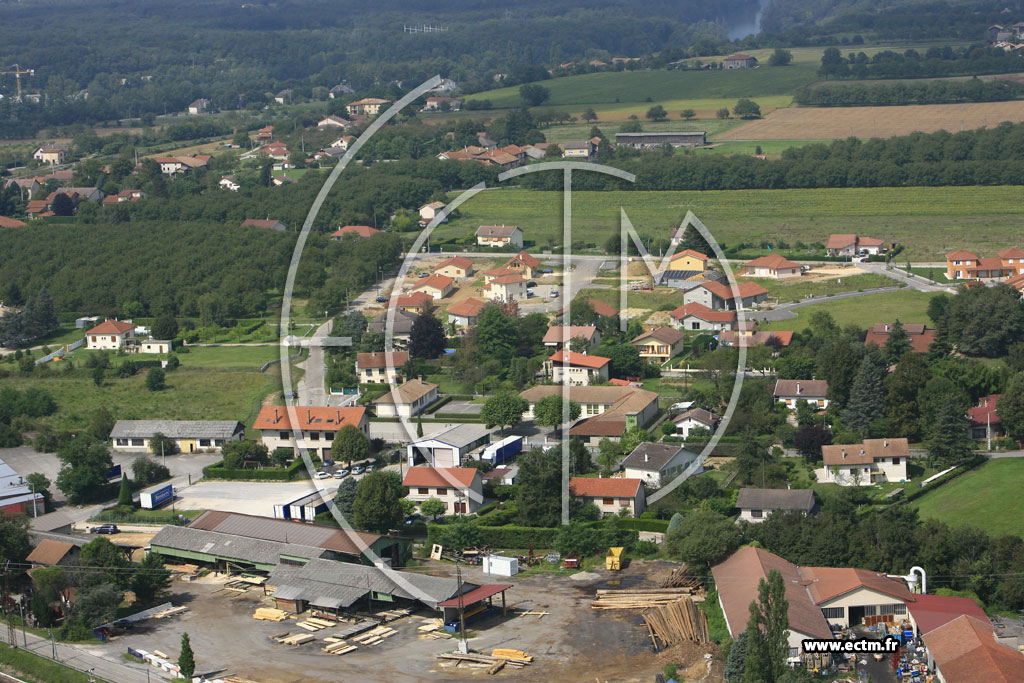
110, 420, 244, 453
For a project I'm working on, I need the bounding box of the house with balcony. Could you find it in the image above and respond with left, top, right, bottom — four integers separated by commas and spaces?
356, 351, 409, 384
546, 350, 611, 385
254, 406, 369, 460
403, 467, 483, 515
631, 327, 684, 363
818, 438, 909, 486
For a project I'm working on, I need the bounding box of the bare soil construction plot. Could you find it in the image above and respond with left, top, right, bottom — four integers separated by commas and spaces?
716, 100, 1024, 140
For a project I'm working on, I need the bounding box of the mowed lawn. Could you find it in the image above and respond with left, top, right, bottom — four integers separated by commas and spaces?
760, 290, 941, 331
752, 272, 897, 303
911, 459, 1024, 538
439, 186, 1024, 261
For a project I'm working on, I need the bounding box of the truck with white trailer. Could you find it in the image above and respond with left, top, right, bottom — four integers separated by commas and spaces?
138, 483, 174, 510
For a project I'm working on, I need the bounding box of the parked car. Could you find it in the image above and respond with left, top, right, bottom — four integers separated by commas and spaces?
375, 296, 388, 303
112, 619, 133, 630
352, 465, 365, 475
417, 271, 429, 278
314, 471, 331, 480
363, 465, 375, 473
550, 290, 559, 298
91, 524, 119, 535
526, 281, 536, 287
640, 284, 652, 291
333, 470, 349, 479
404, 513, 425, 526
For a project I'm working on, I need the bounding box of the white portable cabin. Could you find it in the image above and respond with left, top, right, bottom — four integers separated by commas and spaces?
482, 555, 518, 577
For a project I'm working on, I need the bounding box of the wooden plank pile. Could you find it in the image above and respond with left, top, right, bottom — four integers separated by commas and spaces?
662, 563, 703, 590
153, 605, 189, 619
591, 587, 703, 609
253, 608, 289, 622
417, 618, 452, 640
296, 617, 335, 632
437, 650, 533, 673
516, 610, 548, 618
322, 637, 357, 656
273, 632, 315, 646
375, 608, 411, 622
350, 625, 396, 646
641, 597, 709, 650
491, 649, 533, 663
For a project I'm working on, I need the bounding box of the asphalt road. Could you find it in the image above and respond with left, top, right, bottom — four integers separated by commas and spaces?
0, 626, 165, 682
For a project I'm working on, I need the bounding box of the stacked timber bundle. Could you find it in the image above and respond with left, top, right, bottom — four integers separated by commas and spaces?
437, 650, 533, 673
253, 607, 289, 621
641, 597, 709, 650
662, 563, 703, 590
591, 587, 703, 609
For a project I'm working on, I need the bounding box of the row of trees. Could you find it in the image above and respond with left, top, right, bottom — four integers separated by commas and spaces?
795, 78, 1024, 107
819, 45, 1024, 80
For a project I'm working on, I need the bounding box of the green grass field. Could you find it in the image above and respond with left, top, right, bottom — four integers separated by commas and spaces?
7, 346, 284, 433
760, 290, 941, 331
439, 186, 1024, 261
466, 65, 818, 109
581, 287, 684, 312
753, 272, 897, 303
911, 459, 1024, 537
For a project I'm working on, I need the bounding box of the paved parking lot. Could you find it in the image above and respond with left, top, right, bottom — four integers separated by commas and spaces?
436, 401, 482, 416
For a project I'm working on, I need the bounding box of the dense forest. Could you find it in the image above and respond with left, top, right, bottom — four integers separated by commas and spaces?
0, 0, 761, 137
794, 78, 1024, 107
818, 45, 1024, 80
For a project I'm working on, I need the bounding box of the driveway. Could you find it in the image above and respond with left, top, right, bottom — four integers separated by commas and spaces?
854, 261, 951, 293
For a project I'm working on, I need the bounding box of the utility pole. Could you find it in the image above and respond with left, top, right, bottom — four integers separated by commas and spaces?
455, 562, 468, 654
4, 563, 15, 649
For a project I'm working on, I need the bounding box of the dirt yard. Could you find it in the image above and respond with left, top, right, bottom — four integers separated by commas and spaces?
716, 100, 1024, 140
98, 559, 724, 682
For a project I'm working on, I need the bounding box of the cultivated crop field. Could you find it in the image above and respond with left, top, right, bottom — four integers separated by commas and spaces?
716, 100, 1024, 140
440, 186, 1024, 260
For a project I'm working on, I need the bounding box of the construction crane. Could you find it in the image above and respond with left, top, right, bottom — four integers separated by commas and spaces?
0, 64, 34, 101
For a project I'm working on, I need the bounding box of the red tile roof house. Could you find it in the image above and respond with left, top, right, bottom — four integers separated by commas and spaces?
546, 350, 611, 385
433, 256, 475, 280
922, 614, 1024, 682
631, 326, 685, 363
670, 303, 736, 332
521, 385, 660, 447
818, 438, 909, 486
1000, 247, 1024, 276
773, 379, 830, 409
0, 216, 27, 228
683, 280, 770, 311
403, 467, 483, 515
864, 322, 936, 353
542, 325, 601, 351
945, 249, 1019, 281
447, 298, 487, 329
501, 251, 540, 279
741, 254, 803, 279
587, 298, 618, 318
356, 351, 409, 384
569, 477, 645, 516
825, 234, 887, 257
253, 405, 368, 460
968, 394, 1005, 442
412, 274, 456, 300
394, 291, 435, 314
85, 319, 136, 350
331, 224, 380, 239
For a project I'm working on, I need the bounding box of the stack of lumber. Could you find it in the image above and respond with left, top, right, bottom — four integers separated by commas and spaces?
517, 610, 548, 618
437, 652, 531, 672
662, 564, 703, 590
274, 632, 315, 646
253, 608, 289, 622
296, 618, 332, 632
375, 608, 411, 622
491, 649, 533, 663
153, 605, 189, 619
642, 597, 709, 650
335, 619, 378, 638
350, 625, 396, 646
322, 638, 357, 656
591, 587, 703, 609
417, 618, 451, 639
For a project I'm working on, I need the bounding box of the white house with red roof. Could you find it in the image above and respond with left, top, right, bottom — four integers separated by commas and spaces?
683, 280, 769, 310
403, 467, 483, 515
825, 234, 887, 257
433, 256, 475, 280
447, 298, 487, 329
483, 274, 527, 302
569, 477, 645, 516
542, 325, 600, 351
254, 406, 369, 459
741, 254, 802, 279
501, 251, 540, 279
412, 274, 455, 300
85, 319, 136, 350
356, 351, 409, 384
546, 350, 611, 385
670, 303, 736, 331
722, 54, 758, 69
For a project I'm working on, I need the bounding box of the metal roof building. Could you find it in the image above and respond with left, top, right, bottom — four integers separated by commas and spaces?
406, 424, 491, 468
110, 420, 244, 453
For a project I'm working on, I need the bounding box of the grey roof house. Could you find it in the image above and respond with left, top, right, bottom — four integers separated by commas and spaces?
619, 442, 698, 487
110, 420, 245, 453
735, 488, 817, 524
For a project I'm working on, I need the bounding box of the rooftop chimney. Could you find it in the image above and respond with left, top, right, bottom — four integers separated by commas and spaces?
644, 453, 649, 463
883, 439, 888, 448
860, 448, 866, 458
841, 449, 846, 459
307, 409, 311, 423
336, 410, 340, 423
274, 408, 280, 424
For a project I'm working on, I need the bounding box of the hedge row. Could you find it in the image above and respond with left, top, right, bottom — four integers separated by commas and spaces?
201, 457, 315, 481
427, 524, 559, 549
424, 396, 453, 415
369, 416, 484, 424
613, 518, 670, 533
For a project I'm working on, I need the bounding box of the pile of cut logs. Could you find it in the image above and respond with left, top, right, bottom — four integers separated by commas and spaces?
642, 597, 709, 650
662, 563, 703, 590
591, 587, 703, 609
